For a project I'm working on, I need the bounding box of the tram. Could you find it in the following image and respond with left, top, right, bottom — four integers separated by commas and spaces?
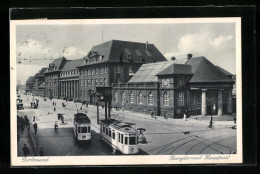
73, 112, 91, 141
99, 119, 139, 155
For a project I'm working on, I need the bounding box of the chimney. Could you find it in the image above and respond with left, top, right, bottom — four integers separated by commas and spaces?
146, 41, 148, 50
187, 54, 192, 61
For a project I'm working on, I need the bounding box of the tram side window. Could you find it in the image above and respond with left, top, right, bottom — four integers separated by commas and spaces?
125, 137, 128, 145
105, 127, 108, 135
103, 125, 105, 133
112, 132, 115, 140
109, 129, 111, 137
88, 126, 90, 133
118, 133, 120, 142
81, 127, 88, 133
129, 137, 136, 145
121, 134, 124, 144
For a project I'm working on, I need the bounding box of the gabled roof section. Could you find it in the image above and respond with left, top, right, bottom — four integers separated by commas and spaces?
128, 61, 174, 83
62, 58, 84, 71
26, 76, 35, 83
185, 56, 234, 83
216, 66, 233, 76
79, 40, 167, 67
109, 40, 167, 63
157, 64, 193, 76
51, 57, 67, 70
38, 82, 45, 88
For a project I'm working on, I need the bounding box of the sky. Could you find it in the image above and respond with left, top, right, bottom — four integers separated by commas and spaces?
15, 22, 237, 85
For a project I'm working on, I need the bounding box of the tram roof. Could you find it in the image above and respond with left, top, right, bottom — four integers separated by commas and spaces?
74, 113, 91, 123
100, 119, 137, 134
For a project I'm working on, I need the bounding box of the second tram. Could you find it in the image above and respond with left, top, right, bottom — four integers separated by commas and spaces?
100, 119, 139, 154
73, 112, 91, 141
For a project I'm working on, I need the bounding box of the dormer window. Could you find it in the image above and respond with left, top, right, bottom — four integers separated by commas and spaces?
128, 55, 132, 61
99, 55, 104, 61
129, 66, 134, 75
85, 59, 88, 64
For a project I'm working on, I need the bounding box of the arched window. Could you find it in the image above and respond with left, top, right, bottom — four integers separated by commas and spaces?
163, 92, 169, 106
138, 92, 143, 104
178, 92, 184, 106
148, 92, 154, 105
114, 91, 118, 102
122, 91, 126, 102
129, 91, 134, 103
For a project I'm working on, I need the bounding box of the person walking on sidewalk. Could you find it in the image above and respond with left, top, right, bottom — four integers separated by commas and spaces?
54, 122, 58, 132
39, 147, 44, 156
22, 144, 30, 156
54, 106, 56, 112
33, 122, 38, 134
233, 116, 236, 124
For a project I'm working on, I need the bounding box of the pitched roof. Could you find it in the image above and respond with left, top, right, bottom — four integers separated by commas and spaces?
216, 66, 233, 76
35, 67, 48, 77
38, 82, 45, 88
128, 61, 174, 83
185, 56, 234, 83
78, 40, 167, 66
157, 64, 193, 76
62, 58, 84, 71
50, 57, 67, 70
26, 76, 35, 83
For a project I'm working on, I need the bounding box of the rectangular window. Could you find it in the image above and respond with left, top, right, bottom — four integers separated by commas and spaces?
129, 137, 136, 145
84, 79, 86, 86
118, 133, 120, 142
95, 79, 98, 86
87, 79, 90, 86
102, 125, 105, 133
112, 132, 115, 140
100, 78, 103, 86
109, 129, 111, 137
91, 68, 94, 75
125, 137, 128, 145
81, 80, 83, 86
121, 134, 124, 144
104, 67, 107, 73
88, 69, 90, 75
88, 126, 90, 133
96, 68, 99, 74
91, 79, 94, 86
104, 78, 107, 86
105, 127, 108, 135
81, 127, 88, 133
100, 67, 102, 74
85, 70, 87, 75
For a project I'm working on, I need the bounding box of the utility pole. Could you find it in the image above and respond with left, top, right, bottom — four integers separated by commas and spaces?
97, 101, 99, 124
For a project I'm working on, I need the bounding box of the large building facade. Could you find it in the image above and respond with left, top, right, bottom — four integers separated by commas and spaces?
112, 56, 234, 117
77, 40, 167, 104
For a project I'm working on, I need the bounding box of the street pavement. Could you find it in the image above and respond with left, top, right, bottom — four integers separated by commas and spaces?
17, 93, 237, 156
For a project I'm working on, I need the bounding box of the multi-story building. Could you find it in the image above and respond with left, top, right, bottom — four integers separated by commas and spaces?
44, 57, 67, 99
25, 76, 35, 93
77, 40, 167, 104
112, 56, 234, 117
59, 59, 83, 99
32, 67, 48, 95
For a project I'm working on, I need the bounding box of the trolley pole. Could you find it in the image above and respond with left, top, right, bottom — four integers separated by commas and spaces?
97, 102, 99, 124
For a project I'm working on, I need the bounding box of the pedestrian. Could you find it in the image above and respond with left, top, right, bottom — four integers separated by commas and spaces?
21, 124, 24, 133
33, 116, 35, 122
53, 101, 54, 106
22, 144, 30, 156
233, 116, 236, 124
54, 122, 58, 132
27, 124, 30, 133
151, 111, 154, 118
33, 122, 38, 134
39, 147, 44, 156
54, 106, 56, 112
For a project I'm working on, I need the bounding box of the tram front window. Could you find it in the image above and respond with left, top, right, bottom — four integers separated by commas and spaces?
81, 127, 88, 133
129, 137, 136, 145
